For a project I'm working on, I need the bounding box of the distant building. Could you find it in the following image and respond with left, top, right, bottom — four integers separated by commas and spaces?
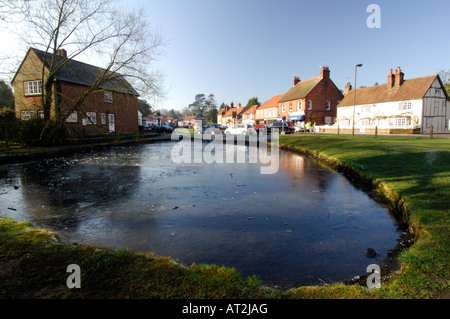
336, 67, 450, 134
12, 47, 140, 136
255, 94, 283, 125
181, 113, 205, 128
219, 102, 246, 127
241, 104, 258, 125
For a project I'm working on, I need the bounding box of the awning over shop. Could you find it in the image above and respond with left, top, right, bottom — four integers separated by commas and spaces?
277, 116, 286, 121
288, 115, 305, 121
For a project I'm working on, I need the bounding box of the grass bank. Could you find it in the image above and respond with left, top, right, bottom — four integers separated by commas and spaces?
279, 134, 449, 298
0, 135, 448, 299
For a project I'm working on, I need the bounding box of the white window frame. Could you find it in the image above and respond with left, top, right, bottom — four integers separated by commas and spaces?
281, 104, 286, 112
23, 80, 42, 96
104, 91, 113, 104
86, 112, 97, 125
360, 119, 370, 127
361, 105, 371, 113
297, 101, 302, 111
398, 101, 411, 110
340, 119, 350, 127
20, 110, 35, 120
37, 110, 44, 119
394, 118, 409, 127
425, 117, 433, 128
100, 113, 106, 125
289, 103, 292, 112
66, 111, 78, 123
307, 100, 312, 110
326, 101, 331, 111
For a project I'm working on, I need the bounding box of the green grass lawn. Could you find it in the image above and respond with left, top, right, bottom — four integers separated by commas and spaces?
0, 134, 448, 299
279, 135, 449, 298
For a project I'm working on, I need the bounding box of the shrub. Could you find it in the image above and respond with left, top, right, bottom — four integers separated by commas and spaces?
0, 107, 19, 147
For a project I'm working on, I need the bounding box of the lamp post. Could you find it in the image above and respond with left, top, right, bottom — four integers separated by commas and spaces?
352, 64, 363, 136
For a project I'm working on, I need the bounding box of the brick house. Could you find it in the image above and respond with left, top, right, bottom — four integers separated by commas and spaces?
181, 113, 205, 128
336, 67, 449, 134
277, 66, 343, 125
218, 102, 246, 127
11, 47, 139, 136
255, 94, 283, 125
241, 104, 258, 125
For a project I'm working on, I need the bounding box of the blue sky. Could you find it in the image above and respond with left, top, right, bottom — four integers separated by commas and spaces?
1, 0, 449, 111
128, 0, 449, 111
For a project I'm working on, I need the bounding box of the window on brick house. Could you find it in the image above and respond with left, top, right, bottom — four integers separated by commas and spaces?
104, 91, 113, 103
281, 104, 286, 112
66, 111, 78, 123
297, 101, 302, 111
326, 101, 331, 110
23, 80, 42, 96
307, 100, 312, 110
20, 110, 35, 120
289, 103, 292, 111
86, 112, 97, 125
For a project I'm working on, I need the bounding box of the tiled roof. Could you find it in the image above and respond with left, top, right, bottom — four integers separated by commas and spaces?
31, 48, 139, 96
338, 74, 438, 107
243, 104, 258, 114
223, 106, 246, 117
278, 76, 322, 103
259, 94, 284, 109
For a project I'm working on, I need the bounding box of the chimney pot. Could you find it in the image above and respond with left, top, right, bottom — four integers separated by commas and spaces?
321, 66, 330, 79
394, 67, 404, 87
56, 49, 67, 59
388, 68, 395, 88
344, 82, 352, 95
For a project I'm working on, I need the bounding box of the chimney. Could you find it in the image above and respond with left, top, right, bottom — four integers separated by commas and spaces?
56, 49, 67, 59
344, 82, 352, 95
387, 69, 395, 88
394, 67, 404, 87
237, 102, 241, 108
230, 102, 234, 108
293, 76, 300, 87
321, 66, 330, 79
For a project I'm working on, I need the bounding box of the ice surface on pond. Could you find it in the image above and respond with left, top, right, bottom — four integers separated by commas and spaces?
0, 142, 401, 288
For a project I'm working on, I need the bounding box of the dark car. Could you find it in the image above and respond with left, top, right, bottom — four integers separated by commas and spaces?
156, 125, 174, 133
259, 121, 294, 134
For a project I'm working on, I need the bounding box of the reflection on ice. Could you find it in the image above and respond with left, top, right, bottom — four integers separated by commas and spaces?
0, 141, 400, 288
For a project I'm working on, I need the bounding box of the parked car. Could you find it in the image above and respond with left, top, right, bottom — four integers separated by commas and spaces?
294, 122, 305, 132
225, 124, 256, 135
198, 123, 222, 134
203, 127, 223, 137
156, 125, 174, 133
259, 121, 294, 134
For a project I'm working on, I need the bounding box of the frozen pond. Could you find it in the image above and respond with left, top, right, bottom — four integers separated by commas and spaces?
0, 141, 401, 287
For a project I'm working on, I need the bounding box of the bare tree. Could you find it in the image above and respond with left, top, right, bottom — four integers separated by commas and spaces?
6, 0, 165, 142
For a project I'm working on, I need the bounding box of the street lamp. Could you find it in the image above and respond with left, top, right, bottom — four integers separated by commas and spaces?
352, 64, 363, 136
